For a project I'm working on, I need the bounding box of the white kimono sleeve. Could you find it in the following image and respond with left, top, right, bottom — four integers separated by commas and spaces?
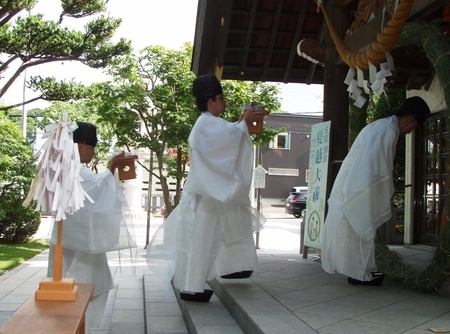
183, 113, 254, 205
51, 167, 135, 253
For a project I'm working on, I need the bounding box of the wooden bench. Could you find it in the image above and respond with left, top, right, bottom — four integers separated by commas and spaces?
0, 283, 94, 334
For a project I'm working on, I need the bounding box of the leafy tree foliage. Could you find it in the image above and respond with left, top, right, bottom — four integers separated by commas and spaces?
6, 107, 43, 144
0, 0, 131, 111
90, 43, 282, 216
0, 114, 40, 243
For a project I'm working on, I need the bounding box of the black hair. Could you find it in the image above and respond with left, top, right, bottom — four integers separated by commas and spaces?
394, 96, 430, 125
195, 95, 215, 112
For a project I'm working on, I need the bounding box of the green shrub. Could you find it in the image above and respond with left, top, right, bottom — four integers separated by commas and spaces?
0, 188, 41, 243
0, 114, 40, 243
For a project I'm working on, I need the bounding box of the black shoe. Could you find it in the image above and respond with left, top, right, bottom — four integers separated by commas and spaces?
348, 272, 384, 286
179, 289, 213, 302
221, 270, 253, 279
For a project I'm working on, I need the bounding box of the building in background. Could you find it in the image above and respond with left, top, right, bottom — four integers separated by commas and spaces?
260, 113, 322, 202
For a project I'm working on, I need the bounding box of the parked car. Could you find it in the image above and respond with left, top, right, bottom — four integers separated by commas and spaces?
290, 186, 308, 194
285, 186, 308, 218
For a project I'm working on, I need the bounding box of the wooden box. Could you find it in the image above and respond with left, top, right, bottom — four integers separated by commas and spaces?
246, 110, 270, 134
117, 155, 138, 180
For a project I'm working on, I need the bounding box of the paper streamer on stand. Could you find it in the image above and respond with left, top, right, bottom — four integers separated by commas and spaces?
23, 113, 94, 221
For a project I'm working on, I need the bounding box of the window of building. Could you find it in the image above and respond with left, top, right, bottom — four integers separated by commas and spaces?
269, 132, 290, 149
267, 168, 298, 176
415, 110, 449, 246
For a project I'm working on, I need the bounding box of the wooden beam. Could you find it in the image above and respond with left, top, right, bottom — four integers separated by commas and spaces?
424, 70, 435, 91
283, 0, 309, 83
222, 65, 325, 84
405, 70, 418, 90
192, 0, 222, 76
216, 0, 233, 68
240, 0, 259, 76
306, 22, 327, 85
261, 0, 284, 81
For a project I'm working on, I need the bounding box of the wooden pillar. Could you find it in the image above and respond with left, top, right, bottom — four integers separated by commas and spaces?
322, 0, 350, 198
302, 1, 350, 258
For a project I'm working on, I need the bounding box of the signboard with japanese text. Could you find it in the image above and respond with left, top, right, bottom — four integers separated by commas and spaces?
304, 121, 331, 249
253, 165, 267, 188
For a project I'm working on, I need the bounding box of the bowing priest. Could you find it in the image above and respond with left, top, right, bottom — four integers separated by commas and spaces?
320, 96, 431, 285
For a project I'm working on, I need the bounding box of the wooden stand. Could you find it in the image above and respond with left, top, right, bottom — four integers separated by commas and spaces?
35, 220, 78, 301
1, 283, 94, 334
117, 155, 139, 180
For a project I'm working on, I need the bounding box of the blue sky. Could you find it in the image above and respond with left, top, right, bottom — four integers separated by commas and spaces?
1, 0, 323, 114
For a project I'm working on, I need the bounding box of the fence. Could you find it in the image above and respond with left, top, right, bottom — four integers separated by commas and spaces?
141, 193, 165, 213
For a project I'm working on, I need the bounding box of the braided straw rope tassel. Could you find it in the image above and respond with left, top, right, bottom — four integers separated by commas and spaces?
317, 0, 414, 69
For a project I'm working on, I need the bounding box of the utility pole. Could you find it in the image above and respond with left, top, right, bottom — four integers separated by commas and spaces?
21, 70, 27, 138
255, 146, 262, 249
144, 151, 154, 248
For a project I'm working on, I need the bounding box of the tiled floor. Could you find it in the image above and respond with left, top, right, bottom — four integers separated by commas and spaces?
1, 207, 450, 334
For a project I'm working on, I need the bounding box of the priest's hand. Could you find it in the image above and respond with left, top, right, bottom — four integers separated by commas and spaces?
108, 151, 126, 174
238, 108, 268, 124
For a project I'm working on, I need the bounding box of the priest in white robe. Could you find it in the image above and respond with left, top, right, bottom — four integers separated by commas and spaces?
47, 122, 136, 332
147, 74, 266, 302
320, 97, 430, 284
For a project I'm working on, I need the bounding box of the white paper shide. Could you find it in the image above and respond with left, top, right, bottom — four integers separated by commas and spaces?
23, 113, 93, 221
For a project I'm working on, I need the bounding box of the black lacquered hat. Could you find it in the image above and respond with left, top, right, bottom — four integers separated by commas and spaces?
73, 122, 98, 147
405, 96, 431, 125
193, 74, 223, 98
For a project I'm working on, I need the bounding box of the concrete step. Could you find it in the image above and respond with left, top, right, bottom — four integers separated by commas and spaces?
144, 274, 244, 334
209, 275, 316, 334
144, 273, 311, 334
143, 274, 189, 333
174, 285, 244, 334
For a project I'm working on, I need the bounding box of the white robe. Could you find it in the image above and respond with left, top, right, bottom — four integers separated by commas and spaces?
47, 167, 136, 330
147, 112, 265, 292
320, 115, 398, 280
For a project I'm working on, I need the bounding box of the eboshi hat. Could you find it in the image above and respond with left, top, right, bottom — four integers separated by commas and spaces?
405, 96, 431, 125
73, 122, 98, 147
193, 74, 223, 98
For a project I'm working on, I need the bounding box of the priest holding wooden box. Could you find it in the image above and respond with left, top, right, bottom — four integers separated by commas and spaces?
147, 74, 267, 302
47, 122, 136, 332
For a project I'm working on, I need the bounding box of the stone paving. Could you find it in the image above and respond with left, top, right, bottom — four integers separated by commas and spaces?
1, 206, 450, 333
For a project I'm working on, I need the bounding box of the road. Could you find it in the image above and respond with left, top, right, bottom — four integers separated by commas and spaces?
35, 210, 306, 255
256, 215, 304, 254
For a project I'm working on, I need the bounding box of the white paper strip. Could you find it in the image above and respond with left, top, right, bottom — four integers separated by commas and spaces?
344, 68, 356, 85
354, 95, 367, 108
23, 114, 91, 219
347, 79, 358, 92
369, 63, 377, 84
357, 68, 365, 88
363, 80, 370, 94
